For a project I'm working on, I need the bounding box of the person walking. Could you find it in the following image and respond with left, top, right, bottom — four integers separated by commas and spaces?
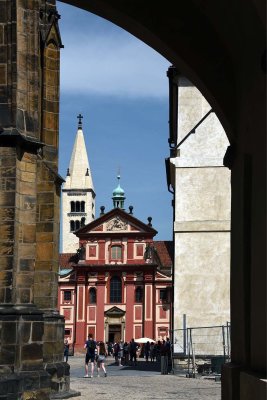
156, 340, 162, 362
150, 342, 156, 362
160, 339, 168, 375
113, 342, 120, 365
165, 337, 172, 372
123, 342, 129, 365
129, 338, 138, 366
84, 333, 96, 378
144, 341, 150, 362
64, 339, 69, 363
107, 342, 112, 356
96, 341, 108, 377
118, 340, 124, 366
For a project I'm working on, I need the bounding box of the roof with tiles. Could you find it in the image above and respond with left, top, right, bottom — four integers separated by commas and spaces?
59, 241, 173, 270
153, 241, 173, 268
59, 253, 76, 269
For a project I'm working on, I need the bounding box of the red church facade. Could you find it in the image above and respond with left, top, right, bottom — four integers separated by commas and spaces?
58, 207, 172, 350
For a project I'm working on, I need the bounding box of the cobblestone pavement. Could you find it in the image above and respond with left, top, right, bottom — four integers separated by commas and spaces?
67, 356, 221, 400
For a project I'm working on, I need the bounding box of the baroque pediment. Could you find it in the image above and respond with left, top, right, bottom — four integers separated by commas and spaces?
104, 306, 126, 317
75, 207, 158, 237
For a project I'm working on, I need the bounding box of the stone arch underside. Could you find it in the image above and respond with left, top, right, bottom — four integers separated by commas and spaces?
60, 0, 265, 145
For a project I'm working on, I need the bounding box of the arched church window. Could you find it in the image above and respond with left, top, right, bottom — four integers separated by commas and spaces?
75, 220, 80, 230
81, 217, 86, 227
111, 245, 122, 260
89, 287, 96, 304
135, 287, 143, 303
81, 201, 85, 212
70, 221, 75, 232
110, 276, 122, 303
75, 201, 80, 212
71, 201, 75, 212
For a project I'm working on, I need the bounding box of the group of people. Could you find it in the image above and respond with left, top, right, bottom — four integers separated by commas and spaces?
108, 337, 171, 374
143, 338, 171, 365
112, 338, 139, 366
64, 335, 172, 377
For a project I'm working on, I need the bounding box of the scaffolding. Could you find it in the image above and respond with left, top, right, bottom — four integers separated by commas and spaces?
171, 323, 231, 377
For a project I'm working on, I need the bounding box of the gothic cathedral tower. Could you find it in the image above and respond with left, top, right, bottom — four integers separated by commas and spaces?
62, 115, 95, 253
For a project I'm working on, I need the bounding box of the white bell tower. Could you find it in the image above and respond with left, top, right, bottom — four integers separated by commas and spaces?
61, 114, 95, 253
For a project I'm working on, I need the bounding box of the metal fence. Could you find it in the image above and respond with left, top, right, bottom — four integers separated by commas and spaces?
171, 323, 231, 375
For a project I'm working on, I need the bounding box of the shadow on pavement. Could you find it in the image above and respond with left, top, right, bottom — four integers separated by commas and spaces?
108, 360, 171, 373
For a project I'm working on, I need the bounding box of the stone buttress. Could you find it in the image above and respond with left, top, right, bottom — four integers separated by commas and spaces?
0, 0, 77, 398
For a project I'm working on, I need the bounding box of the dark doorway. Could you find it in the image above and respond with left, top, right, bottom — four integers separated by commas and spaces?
108, 324, 121, 343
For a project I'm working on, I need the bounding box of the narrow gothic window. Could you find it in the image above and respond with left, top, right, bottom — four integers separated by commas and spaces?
81, 217, 86, 227
76, 201, 80, 212
111, 245, 122, 260
135, 287, 143, 303
75, 220, 80, 230
71, 201, 75, 212
70, 221, 75, 232
110, 276, 122, 303
89, 288, 96, 304
81, 201, 85, 212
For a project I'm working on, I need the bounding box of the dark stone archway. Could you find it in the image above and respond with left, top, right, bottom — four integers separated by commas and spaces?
0, 0, 265, 399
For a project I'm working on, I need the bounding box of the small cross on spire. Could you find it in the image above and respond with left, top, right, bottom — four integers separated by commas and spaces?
77, 113, 83, 129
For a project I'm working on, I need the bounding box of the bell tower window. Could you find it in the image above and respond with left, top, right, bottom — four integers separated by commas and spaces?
71, 201, 75, 212
70, 220, 75, 232
81, 201, 85, 212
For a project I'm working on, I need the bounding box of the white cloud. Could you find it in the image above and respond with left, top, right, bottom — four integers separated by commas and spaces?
60, 30, 170, 99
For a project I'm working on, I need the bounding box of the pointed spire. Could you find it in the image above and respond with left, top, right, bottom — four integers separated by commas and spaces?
63, 115, 94, 191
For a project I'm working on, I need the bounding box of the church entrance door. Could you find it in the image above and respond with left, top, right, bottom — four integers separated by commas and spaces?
108, 324, 121, 343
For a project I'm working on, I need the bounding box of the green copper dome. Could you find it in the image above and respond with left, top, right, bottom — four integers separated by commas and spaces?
113, 175, 124, 196
112, 175, 125, 209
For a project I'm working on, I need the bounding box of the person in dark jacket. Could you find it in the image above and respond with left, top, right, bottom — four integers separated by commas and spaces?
144, 341, 150, 362
160, 339, 169, 374
129, 338, 138, 366
64, 339, 69, 363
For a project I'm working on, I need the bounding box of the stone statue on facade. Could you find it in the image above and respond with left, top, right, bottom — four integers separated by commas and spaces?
77, 244, 86, 260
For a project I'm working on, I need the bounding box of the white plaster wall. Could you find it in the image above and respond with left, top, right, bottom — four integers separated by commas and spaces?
173, 231, 230, 329
176, 78, 229, 167
172, 78, 231, 335
174, 167, 231, 222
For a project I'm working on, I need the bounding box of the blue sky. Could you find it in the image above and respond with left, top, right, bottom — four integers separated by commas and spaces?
57, 2, 173, 241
